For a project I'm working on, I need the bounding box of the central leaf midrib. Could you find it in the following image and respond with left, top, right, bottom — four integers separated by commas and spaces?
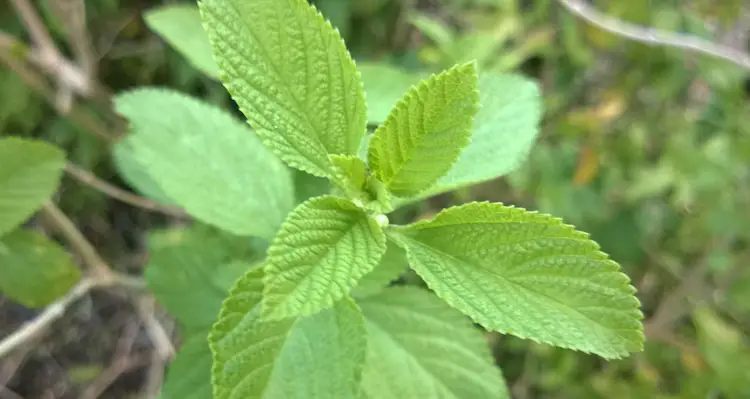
277, 214, 363, 301
401, 235, 623, 346
221, 1, 334, 174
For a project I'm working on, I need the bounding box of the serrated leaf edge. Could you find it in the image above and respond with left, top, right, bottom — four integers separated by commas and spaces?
198, 0, 368, 181
260, 195, 387, 321
367, 61, 480, 198
389, 201, 645, 359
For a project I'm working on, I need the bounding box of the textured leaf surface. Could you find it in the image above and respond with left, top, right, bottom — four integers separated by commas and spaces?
200, 0, 367, 178
0, 230, 80, 308
147, 225, 262, 399
161, 332, 213, 399
358, 63, 423, 124
357, 66, 542, 203
0, 137, 65, 236
352, 242, 407, 297
389, 202, 644, 359
430, 73, 541, 195
262, 196, 386, 319
358, 287, 509, 398
115, 88, 294, 239
111, 135, 174, 204
210, 268, 366, 399
367, 63, 479, 197
145, 225, 263, 333
330, 154, 368, 198
145, 4, 220, 79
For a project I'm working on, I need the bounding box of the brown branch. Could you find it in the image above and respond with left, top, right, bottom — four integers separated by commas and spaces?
0, 275, 143, 360
64, 163, 188, 218
40, 202, 112, 280
0, 34, 114, 141
11, 0, 92, 105
644, 259, 710, 340
10, 0, 57, 60
80, 321, 149, 399
135, 297, 175, 361
50, 0, 97, 78
557, 0, 750, 70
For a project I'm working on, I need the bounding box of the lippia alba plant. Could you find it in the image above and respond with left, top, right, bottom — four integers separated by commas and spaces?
112, 0, 644, 397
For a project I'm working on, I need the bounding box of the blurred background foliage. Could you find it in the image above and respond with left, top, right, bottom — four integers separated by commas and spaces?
1, 0, 749, 397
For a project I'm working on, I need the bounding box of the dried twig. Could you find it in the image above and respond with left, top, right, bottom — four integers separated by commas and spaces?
0, 202, 157, 359
557, 0, 750, 70
64, 163, 188, 218
49, 0, 97, 77
0, 276, 139, 359
0, 34, 114, 140
135, 297, 175, 361
10, 0, 92, 108
644, 259, 710, 340
41, 202, 113, 280
79, 321, 147, 399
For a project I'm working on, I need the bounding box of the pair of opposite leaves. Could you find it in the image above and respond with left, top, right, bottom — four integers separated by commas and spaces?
196, 0, 644, 361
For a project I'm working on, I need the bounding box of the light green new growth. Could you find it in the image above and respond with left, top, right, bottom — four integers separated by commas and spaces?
358, 63, 425, 124
367, 62, 480, 197
210, 268, 366, 399
188, 0, 644, 396
114, 88, 294, 240
0, 137, 65, 236
199, 0, 367, 179
428, 73, 541, 196
358, 287, 509, 399
262, 196, 387, 320
389, 202, 644, 359
329, 154, 368, 199
0, 230, 81, 308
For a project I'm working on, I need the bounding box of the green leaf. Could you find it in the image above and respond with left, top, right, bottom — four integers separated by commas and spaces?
426, 73, 542, 196
161, 332, 213, 399
293, 169, 330, 204
262, 195, 387, 319
352, 242, 407, 297
148, 226, 262, 399
210, 268, 367, 399
111, 135, 175, 204
694, 307, 750, 398
367, 62, 479, 197
0, 230, 80, 308
330, 154, 368, 198
144, 4, 221, 79
358, 63, 424, 124
315, 0, 351, 39
358, 287, 509, 398
114, 88, 294, 239
0, 137, 65, 236
388, 202, 644, 359
145, 226, 262, 333
199, 0, 367, 178
359, 66, 542, 204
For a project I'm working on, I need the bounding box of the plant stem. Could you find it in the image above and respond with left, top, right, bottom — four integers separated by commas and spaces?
556, 0, 750, 70
0, 274, 142, 359
40, 202, 112, 280
64, 163, 188, 218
